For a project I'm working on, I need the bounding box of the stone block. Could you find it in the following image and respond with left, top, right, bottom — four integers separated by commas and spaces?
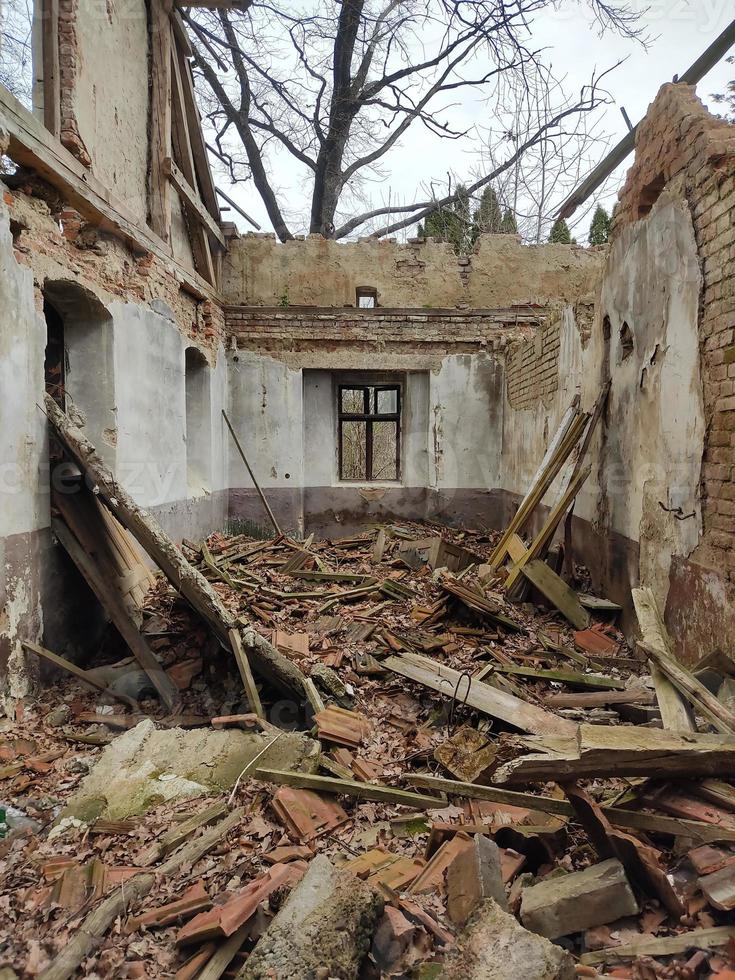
438, 899, 575, 980
520, 858, 639, 940
447, 834, 508, 925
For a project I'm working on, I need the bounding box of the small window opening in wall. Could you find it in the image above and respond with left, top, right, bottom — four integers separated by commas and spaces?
356, 286, 378, 308
638, 174, 665, 218
338, 384, 400, 481
185, 347, 211, 492
620, 321, 634, 360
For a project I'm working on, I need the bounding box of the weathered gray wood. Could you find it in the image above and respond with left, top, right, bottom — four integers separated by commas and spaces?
580, 926, 735, 966
44, 395, 305, 699
643, 641, 735, 734
52, 518, 178, 710
22, 640, 135, 707
404, 774, 735, 842
383, 652, 576, 738
39, 809, 244, 980
494, 724, 735, 784
520, 559, 590, 629
254, 768, 441, 808
632, 587, 695, 732
492, 665, 624, 691
545, 689, 654, 709
229, 628, 265, 718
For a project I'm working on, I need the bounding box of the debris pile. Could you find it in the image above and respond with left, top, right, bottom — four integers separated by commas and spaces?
3, 397, 735, 977
4, 516, 735, 979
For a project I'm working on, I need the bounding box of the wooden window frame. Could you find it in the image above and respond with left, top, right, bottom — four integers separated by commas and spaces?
337, 383, 401, 482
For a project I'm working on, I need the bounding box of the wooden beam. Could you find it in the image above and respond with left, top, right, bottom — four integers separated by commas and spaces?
632, 587, 696, 732
383, 652, 576, 738
177, 48, 220, 220
169, 47, 216, 283
52, 518, 179, 711
149, 0, 173, 244
22, 640, 135, 707
520, 559, 590, 629
215, 185, 261, 230
43, 395, 307, 701
405, 774, 735, 843
505, 466, 591, 591
41, 0, 60, 137
253, 768, 441, 808
164, 156, 225, 248
0, 83, 217, 300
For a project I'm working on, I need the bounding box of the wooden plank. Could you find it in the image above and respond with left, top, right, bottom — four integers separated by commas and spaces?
169, 47, 216, 284
520, 559, 589, 629
21, 640, 135, 706
405, 774, 735, 843
44, 396, 306, 700
0, 83, 216, 300
228, 628, 265, 718
545, 689, 655, 709
643, 641, 735, 735
494, 724, 735, 784
41, 0, 60, 137
176, 47, 220, 220
580, 926, 735, 966
134, 801, 229, 867
505, 466, 591, 591
165, 157, 225, 248
491, 665, 624, 691
383, 652, 576, 738
489, 403, 585, 569
632, 587, 695, 732
149, 0, 173, 243
52, 518, 179, 711
506, 533, 528, 564
254, 769, 441, 808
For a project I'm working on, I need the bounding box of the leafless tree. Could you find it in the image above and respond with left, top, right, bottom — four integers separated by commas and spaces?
0, 0, 33, 105
182, 1, 642, 241
472, 67, 614, 243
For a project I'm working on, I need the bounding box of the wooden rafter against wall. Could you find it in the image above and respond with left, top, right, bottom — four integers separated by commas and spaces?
41, 0, 60, 137
149, 0, 173, 244
0, 84, 217, 300
176, 47, 220, 221
164, 157, 225, 248
170, 40, 216, 285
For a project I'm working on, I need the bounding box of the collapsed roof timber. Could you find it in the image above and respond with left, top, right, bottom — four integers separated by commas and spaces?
1, 3, 735, 979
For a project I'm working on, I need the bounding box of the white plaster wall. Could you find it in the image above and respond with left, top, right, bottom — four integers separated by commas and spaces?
73, 0, 150, 220
600, 192, 704, 604
0, 208, 48, 541
227, 352, 305, 491
0, 194, 47, 699
112, 303, 188, 509
498, 187, 705, 612
429, 354, 504, 493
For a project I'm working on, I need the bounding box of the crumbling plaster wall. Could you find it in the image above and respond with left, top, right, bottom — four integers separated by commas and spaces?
57, 0, 149, 220
223, 232, 604, 309
223, 238, 604, 536
0, 181, 228, 700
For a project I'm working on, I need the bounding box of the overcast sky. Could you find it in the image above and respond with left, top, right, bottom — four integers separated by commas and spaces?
219, 3, 734, 242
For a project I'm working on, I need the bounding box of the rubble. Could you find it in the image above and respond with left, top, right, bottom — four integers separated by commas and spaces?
438, 899, 576, 979
236, 855, 383, 979
5, 458, 735, 977
61, 719, 319, 821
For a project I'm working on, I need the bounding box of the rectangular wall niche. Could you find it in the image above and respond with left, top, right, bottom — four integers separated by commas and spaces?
338, 383, 401, 481
185, 347, 212, 493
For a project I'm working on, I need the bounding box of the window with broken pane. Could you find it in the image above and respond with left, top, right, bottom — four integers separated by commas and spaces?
338, 384, 401, 481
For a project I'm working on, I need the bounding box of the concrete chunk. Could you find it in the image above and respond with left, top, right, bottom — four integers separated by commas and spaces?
237, 855, 383, 979
520, 858, 639, 939
438, 899, 575, 980
447, 834, 508, 925
62, 719, 320, 821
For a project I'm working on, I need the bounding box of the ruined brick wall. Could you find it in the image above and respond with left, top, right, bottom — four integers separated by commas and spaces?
5, 186, 224, 352
226, 306, 546, 360
613, 84, 735, 579
223, 232, 605, 310
505, 318, 561, 410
